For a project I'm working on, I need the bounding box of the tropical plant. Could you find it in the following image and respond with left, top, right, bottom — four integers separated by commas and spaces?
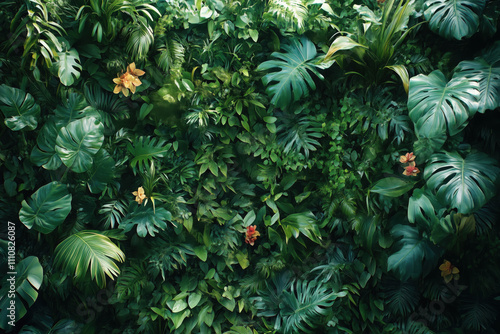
257, 36, 325, 109
424, 0, 487, 40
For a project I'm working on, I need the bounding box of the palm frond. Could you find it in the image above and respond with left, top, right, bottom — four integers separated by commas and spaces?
382, 277, 419, 317
54, 230, 125, 288
98, 198, 128, 229
459, 296, 497, 331
276, 111, 322, 158
115, 262, 149, 301
84, 84, 129, 129
126, 17, 154, 60
156, 33, 185, 73
266, 0, 308, 33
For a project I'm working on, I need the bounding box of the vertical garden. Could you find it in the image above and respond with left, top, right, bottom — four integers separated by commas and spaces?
1, 0, 500, 333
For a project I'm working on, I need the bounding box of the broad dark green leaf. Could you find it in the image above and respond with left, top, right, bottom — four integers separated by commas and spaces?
120, 203, 174, 237
0, 84, 40, 131
424, 0, 486, 40
19, 182, 72, 234
54, 48, 82, 86
388, 224, 440, 280
30, 118, 63, 170
257, 37, 324, 108
56, 117, 104, 173
87, 149, 115, 194
408, 70, 479, 137
424, 151, 500, 214
0, 256, 43, 329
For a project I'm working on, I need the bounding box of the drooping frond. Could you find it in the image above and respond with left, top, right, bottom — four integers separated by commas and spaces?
265, 0, 308, 33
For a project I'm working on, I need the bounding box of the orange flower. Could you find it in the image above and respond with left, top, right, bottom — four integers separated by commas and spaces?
113, 62, 145, 96
403, 161, 420, 176
245, 225, 260, 246
400, 152, 416, 164
132, 186, 147, 204
439, 260, 460, 283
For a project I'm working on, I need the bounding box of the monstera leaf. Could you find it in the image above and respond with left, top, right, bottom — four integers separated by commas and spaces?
87, 149, 116, 194
119, 203, 174, 237
54, 231, 125, 288
0, 84, 40, 131
19, 182, 72, 234
257, 37, 324, 108
53, 48, 82, 86
0, 256, 43, 329
408, 70, 479, 138
30, 118, 63, 170
55, 117, 104, 173
455, 41, 500, 113
424, 151, 500, 214
388, 224, 440, 280
424, 0, 487, 40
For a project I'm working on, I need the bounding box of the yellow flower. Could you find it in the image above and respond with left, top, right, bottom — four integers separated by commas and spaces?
132, 186, 147, 204
439, 260, 460, 283
399, 152, 416, 164
112, 63, 145, 96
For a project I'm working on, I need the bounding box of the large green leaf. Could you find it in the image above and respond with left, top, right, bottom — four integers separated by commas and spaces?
0, 256, 43, 330
424, 151, 500, 214
424, 0, 487, 40
54, 92, 96, 125
280, 211, 322, 244
408, 70, 479, 137
455, 41, 500, 113
119, 203, 174, 237
19, 182, 72, 234
127, 136, 172, 171
30, 118, 63, 170
55, 117, 104, 173
86, 149, 115, 194
387, 224, 440, 280
54, 231, 125, 288
53, 48, 82, 86
407, 188, 442, 231
257, 37, 324, 108
371, 176, 416, 197
0, 84, 40, 131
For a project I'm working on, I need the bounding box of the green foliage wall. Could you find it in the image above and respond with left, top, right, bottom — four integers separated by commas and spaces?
0, 0, 500, 333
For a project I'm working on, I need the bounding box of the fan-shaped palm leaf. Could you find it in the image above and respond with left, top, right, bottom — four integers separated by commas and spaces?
265, 0, 308, 33
126, 17, 154, 60
54, 230, 125, 288
257, 37, 324, 108
424, 0, 487, 40
424, 151, 500, 214
382, 277, 419, 317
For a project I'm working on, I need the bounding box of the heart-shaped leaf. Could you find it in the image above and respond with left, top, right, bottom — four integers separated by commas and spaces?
56, 117, 104, 173
0, 84, 40, 131
19, 181, 72, 234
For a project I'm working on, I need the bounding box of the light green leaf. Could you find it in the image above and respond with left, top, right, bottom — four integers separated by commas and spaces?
120, 204, 173, 237
19, 182, 72, 234
194, 246, 208, 262
325, 36, 367, 60
54, 231, 125, 288
54, 48, 82, 86
371, 177, 416, 197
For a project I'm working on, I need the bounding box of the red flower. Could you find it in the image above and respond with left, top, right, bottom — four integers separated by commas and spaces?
400, 152, 416, 164
245, 225, 260, 246
403, 161, 420, 176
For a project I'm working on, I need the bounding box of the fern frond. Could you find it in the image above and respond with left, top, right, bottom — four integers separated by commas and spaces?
276, 111, 322, 158
460, 296, 497, 331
